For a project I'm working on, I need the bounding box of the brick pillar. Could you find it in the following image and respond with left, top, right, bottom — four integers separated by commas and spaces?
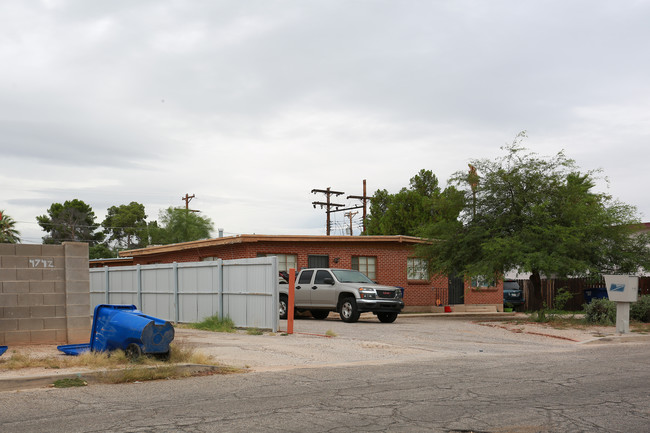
63, 242, 91, 344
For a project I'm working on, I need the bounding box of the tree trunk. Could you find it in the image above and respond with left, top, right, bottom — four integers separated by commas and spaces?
529, 271, 543, 311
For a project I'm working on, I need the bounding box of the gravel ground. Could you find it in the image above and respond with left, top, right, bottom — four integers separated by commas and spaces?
0, 313, 641, 380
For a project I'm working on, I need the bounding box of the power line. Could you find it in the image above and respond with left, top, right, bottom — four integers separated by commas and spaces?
311, 187, 345, 236
347, 179, 370, 233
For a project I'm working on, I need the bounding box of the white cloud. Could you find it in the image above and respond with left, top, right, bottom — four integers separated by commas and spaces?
1, 0, 649, 243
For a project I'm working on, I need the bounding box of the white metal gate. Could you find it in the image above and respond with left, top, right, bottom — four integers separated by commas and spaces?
90, 257, 278, 331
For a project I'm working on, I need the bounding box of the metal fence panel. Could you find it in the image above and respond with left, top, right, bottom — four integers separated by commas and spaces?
89, 257, 278, 331
178, 261, 220, 323
108, 267, 139, 306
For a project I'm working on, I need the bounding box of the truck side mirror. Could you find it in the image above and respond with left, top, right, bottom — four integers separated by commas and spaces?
323, 277, 334, 285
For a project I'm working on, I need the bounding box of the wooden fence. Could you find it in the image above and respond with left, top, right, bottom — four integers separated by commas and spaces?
513, 276, 650, 311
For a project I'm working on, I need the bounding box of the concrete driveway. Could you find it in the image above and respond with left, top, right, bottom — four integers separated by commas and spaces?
174, 312, 631, 371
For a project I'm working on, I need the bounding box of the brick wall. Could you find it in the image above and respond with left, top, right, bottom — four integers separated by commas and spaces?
0, 242, 91, 346
464, 280, 504, 306
127, 239, 497, 307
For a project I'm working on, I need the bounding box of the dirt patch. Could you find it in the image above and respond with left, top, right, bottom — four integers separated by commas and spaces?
475, 318, 617, 343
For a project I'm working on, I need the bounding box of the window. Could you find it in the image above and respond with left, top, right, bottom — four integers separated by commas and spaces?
298, 269, 314, 284
314, 270, 333, 284
351, 256, 376, 280
308, 255, 329, 268
471, 275, 495, 288
407, 258, 428, 280
257, 253, 297, 273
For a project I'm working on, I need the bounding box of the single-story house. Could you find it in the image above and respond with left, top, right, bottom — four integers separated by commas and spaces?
97, 234, 503, 312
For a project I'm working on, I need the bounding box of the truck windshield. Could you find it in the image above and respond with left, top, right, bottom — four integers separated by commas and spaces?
331, 269, 374, 284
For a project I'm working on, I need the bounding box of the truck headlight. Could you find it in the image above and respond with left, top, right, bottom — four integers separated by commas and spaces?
359, 287, 376, 299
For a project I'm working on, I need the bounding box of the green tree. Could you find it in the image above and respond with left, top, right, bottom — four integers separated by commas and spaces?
149, 207, 214, 245
419, 133, 650, 310
102, 202, 148, 250
0, 210, 21, 243
366, 169, 463, 236
36, 199, 104, 245
89, 243, 116, 260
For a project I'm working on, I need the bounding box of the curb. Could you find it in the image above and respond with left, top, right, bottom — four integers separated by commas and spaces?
580, 334, 650, 345
0, 364, 224, 393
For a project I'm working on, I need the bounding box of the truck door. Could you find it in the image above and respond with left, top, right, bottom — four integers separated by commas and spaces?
310, 269, 337, 308
294, 269, 314, 307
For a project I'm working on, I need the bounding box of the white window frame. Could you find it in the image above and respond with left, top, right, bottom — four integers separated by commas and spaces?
407, 258, 429, 280
258, 253, 298, 273
351, 256, 377, 280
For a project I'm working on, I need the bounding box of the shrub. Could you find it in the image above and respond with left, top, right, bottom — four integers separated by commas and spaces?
554, 288, 573, 311
584, 298, 616, 325
631, 295, 650, 323
188, 315, 236, 332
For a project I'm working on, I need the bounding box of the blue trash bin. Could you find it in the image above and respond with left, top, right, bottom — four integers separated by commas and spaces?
583, 287, 608, 304
58, 304, 174, 357
0, 346, 7, 357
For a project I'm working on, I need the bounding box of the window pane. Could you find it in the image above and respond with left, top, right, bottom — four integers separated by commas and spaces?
407, 258, 428, 280
259, 253, 297, 273
352, 256, 376, 280
314, 270, 332, 284
298, 270, 313, 284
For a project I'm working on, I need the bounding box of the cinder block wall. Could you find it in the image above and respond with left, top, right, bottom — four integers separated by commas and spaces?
0, 242, 91, 346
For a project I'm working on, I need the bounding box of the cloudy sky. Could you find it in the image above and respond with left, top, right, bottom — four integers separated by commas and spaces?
2, 0, 649, 244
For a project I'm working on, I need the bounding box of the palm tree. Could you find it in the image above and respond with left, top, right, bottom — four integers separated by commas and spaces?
0, 210, 21, 243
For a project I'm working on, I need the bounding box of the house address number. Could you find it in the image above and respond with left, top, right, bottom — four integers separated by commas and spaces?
29, 258, 54, 268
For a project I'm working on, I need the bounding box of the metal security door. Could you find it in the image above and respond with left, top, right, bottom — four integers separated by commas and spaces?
448, 275, 465, 304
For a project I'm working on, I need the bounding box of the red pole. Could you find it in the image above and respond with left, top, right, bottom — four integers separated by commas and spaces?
288, 268, 295, 334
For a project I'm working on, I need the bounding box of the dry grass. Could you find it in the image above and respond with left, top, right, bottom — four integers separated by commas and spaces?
1, 342, 244, 385
1, 342, 217, 371
631, 322, 650, 334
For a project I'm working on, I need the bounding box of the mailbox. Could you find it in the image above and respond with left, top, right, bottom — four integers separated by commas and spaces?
604, 275, 639, 303
603, 275, 639, 334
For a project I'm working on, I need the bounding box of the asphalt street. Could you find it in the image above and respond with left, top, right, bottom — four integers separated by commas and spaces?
1, 341, 648, 432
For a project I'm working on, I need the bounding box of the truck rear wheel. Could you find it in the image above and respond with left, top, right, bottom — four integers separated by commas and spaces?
339, 298, 360, 323
279, 295, 288, 320
377, 312, 398, 323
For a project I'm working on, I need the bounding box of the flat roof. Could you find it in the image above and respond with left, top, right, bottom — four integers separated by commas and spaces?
119, 234, 429, 258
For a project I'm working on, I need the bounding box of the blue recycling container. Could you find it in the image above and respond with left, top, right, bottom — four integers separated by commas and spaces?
0, 346, 7, 357
57, 304, 174, 357
583, 287, 609, 304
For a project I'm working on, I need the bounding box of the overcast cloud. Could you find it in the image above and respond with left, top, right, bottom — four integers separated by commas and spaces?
2, 0, 649, 243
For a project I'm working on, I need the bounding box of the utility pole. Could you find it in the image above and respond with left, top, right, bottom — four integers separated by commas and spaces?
344, 211, 358, 236
468, 165, 478, 220
311, 187, 345, 236
347, 179, 370, 233
181, 193, 199, 212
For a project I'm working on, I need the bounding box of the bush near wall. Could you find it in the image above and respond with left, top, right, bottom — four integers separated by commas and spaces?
631, 295, 650, 323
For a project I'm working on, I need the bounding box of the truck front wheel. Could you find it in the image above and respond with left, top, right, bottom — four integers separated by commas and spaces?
339, 298, 360, 323
377, 312, 398, 323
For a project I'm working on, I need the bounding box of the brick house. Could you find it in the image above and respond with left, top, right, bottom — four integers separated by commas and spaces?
111, 234, 503, 312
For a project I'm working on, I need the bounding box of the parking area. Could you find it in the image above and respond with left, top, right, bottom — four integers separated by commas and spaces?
176, 313, 619, 371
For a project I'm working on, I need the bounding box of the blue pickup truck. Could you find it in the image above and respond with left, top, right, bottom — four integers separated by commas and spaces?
503, 280, 525, 309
